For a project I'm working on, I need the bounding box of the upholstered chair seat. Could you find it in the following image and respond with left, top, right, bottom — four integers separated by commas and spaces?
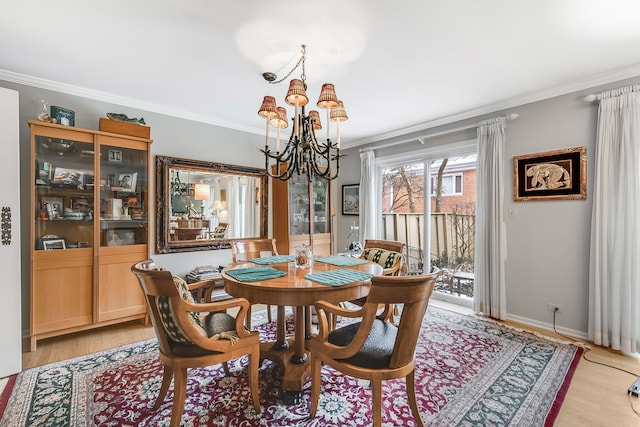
327, 319, 398, 369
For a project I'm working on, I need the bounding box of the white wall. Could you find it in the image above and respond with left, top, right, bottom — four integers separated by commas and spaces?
0, 87, 22, 375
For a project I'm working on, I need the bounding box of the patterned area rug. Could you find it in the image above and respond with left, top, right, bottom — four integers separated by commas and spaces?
0, 306, 581, 426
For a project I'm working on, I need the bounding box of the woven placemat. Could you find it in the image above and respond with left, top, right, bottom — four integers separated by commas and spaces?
304, 268, 373, 286
315, 255, 366, 266
249, 255, 295, 265
226, 266, 286, 282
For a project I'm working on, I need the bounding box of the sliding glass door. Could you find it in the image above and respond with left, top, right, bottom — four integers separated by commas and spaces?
377, 144, 477, 307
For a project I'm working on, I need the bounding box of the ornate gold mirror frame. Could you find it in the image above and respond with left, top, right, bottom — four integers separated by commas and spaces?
155, 155, 268, 253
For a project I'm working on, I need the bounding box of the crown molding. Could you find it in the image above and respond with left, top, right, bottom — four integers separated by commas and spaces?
342, 63, 640, 149
3, 63, 640, 149
0, 69, 264, 136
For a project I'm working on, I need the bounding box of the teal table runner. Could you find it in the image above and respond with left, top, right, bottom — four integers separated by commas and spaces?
304, 268, 373, 286
226, 266, 286, 282
249, 255, 295, 265
315, 255, 366, 266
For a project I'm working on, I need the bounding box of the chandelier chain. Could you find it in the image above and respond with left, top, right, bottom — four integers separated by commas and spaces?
267, 45, 307, 85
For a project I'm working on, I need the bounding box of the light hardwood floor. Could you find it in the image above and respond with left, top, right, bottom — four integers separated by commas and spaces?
21, 303, 640, 426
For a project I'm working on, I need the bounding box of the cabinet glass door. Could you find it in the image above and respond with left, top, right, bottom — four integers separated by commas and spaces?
99, 144, 148, 247
288, 173, 310, 236
311, 178, 329, 234
34, 135, 95, 250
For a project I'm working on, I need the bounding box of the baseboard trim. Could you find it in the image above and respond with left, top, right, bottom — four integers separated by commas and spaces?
506, 313, 589, 341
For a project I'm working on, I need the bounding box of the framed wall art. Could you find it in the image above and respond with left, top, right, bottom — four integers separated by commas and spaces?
342, 184, 360, 215
513, 147, 586, 201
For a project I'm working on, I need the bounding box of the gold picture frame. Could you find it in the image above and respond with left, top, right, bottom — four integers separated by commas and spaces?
513, 147, 586, 201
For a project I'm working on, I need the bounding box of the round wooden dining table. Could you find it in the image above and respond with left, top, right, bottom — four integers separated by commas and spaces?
222, 259, 383, 404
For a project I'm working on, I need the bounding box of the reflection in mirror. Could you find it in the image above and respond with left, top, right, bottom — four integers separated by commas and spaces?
155, 156, 268, 253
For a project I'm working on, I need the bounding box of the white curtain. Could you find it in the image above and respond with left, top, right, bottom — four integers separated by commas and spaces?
589, 85, 640, 356
474, 117, 508, 319
359, 149, 376, 241
227, 178, 240, 238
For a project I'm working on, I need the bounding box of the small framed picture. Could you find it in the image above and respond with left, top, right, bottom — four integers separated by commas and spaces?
42, 237, 66, 250
342, 184, 360, 215
106, 229, 136, 246
70, 197, 93, 213
108, 149, 123, 162
117, 172, 137, 191
77, 241, 90, 248
41, 196, 65, 219
52, 167, 84, 186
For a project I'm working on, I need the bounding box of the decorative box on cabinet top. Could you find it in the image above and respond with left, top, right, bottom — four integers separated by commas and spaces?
99, 117, 150, 139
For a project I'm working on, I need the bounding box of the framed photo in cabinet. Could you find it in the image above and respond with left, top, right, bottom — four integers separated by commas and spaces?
117, 172, 137, 191
41, 196, 65, 219
52, 167, 84, 186
41, 237, 66, 250
106, 229, 136, 246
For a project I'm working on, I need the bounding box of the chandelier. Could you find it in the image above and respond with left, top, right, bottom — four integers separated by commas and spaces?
258, 45, 347, 181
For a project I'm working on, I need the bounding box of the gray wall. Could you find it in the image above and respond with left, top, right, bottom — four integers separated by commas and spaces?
4, 73, 640, 339
334, 75, 640, 338
0, 79, 266, 334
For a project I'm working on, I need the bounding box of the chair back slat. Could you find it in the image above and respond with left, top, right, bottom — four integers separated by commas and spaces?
131, 260, 179, 354
361, 239, 405, 276
364, 271, 439, 368
231, 238, 278, 262
363, 239, 404, 254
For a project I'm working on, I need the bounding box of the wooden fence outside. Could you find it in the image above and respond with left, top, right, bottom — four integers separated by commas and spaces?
381, 213, 475, 272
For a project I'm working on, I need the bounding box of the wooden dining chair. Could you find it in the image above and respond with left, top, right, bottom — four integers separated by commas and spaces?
359, 239, 405, 276
348, 239, 406, 315
308, 270, 440, 427
131, 260, 260, 427
231, 238, 280, 328
211, 222, 228, 239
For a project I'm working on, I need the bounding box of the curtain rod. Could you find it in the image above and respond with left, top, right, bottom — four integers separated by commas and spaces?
359, 113, 518, 152
583, 84, 640, 102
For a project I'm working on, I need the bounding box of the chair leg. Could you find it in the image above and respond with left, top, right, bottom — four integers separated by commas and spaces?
169, 367, 188, 427
248, 348, 261, 411
309, 355, 322, 417
406, 370, 425, 427
222, 361, 230, 376
267, 304, 272, 323
153, 364, 174, 410
371, 378, 382, 427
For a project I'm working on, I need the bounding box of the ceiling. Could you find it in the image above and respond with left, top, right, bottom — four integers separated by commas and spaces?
3, 1, 640, 148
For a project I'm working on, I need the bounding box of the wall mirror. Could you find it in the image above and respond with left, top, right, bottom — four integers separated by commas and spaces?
155, 155, 268, 253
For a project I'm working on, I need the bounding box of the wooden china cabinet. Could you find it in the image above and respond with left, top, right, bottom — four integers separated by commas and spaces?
28, 120, 152, 351
272, 172, 332, 256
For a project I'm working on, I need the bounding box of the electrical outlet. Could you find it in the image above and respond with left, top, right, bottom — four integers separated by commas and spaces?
546, 303, 562, 312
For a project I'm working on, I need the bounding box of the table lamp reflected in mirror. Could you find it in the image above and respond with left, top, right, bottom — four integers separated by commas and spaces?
193, 184, 210, 217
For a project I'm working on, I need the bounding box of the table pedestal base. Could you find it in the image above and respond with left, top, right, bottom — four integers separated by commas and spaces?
260, 339, 310, 405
